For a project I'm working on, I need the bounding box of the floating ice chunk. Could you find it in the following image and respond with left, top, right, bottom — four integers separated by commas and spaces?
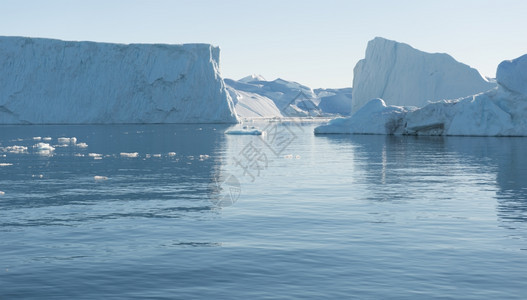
43, 137, 52, 141
2, 145, 28, 154
33, 143, 55, 156
0, 191, 4, 196
94, 176, 108, 181
168, 152, 176, 156
33, 143, 55, 151
88, 153, 102, 158
74, 153, 84, 157
32, 174, 44, 178
33, 137, 42, 140
0, 163, 13, 166
120, 152, 139, 158
58, 137, 77, 145
199, 154, 210, 160
153, 154, 162, 158
76, 142, 88, 148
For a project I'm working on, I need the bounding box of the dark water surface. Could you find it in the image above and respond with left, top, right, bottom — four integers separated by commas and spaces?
1, 123, 526, 299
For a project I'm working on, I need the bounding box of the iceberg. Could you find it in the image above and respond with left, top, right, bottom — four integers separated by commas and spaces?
0, 36, 238, 124
226, 77, 352, 118
351, 37, 496, 113
315, 98, 414, 134
225, 77, 320, 117
315, 53, 527, 137
315, 88, 353, 115
226, 83, 282, 118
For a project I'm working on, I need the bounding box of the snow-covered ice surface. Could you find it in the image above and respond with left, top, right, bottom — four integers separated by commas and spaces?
351, 37, 496, 113
0, 36, 238, 124
315, 88, 353, 115
226, 77, 352, 118
226, 83, 282, 118
316, 53, 527, 136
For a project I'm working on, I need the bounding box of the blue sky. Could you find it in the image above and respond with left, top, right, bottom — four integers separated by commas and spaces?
1, 0, 526, 88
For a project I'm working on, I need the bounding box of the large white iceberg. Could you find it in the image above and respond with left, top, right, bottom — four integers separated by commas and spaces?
351, 37, 496, 113
0, 36, 238, 124
315, 53, 527, 136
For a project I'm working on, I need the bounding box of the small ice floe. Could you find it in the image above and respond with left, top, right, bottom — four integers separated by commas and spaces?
33, 143, 55, 156
145, 154, 152, 158
33, 137, 42, 141
58, 137, 77, 145
168, 152, 176, 157
0, 191, 5, 196
153, 154, 162, 158
32, 174, 44, 178
0, 163, 13, 167
94, 176, 108, 181
199, 154, 210, 161
42, 137, 52, 141
225, 126, 264, 136
120, 152, 139, 158
88, 153, 102, 159
74, 153, 85, 157
2, 146, 28, 154
76, 142, 88, 148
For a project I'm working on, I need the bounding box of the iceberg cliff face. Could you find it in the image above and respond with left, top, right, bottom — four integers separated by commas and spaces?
496, 54, 527, 96
316, 53, 527, 136
351, 37, 496, 113
0, 36, 238, 124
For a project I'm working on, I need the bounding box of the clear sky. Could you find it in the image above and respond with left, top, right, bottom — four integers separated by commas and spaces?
1, 0, 526, 88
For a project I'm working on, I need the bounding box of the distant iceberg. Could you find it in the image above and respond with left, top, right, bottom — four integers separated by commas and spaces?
315, 53, 527, 136
0, 36, 238, 124
226, 77, 352, 118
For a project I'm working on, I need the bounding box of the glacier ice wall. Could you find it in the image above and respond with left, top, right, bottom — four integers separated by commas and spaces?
351, 37, 496, 113
0, 36, 238, 124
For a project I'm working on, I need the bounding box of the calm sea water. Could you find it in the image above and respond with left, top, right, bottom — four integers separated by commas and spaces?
1, 122, 526, 299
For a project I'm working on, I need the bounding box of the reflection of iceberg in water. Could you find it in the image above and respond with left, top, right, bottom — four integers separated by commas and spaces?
443, 137, 527, 224
319, 135, 527, 230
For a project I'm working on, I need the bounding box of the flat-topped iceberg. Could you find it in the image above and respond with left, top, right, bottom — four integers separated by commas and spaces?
315, 53, 527, 136
351, 37, 496, 113
0, 36, 238, 124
